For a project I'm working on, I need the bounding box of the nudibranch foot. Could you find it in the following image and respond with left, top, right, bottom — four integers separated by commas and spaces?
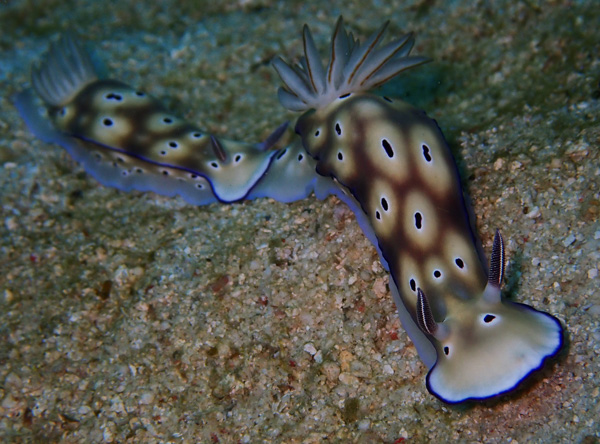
274, 18, 564, 403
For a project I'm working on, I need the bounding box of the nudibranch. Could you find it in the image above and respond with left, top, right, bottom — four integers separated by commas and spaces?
14, 19, 564, 405
14, 34, 329, 206
273, 17, 563, 403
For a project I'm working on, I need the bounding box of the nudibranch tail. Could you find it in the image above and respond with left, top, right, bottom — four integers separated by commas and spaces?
276, 17, 564, 404
273, 16, 429, 112
15, 33, 328, 206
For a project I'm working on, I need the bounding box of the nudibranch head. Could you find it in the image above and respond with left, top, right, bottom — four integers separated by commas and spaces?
273, 16, 429, 112
418, 232, 563, 403
423, 293, 563, 403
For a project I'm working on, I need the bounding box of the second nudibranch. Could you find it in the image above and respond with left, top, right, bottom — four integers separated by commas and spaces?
14, 34, 328, 206
274, 17, 563, 403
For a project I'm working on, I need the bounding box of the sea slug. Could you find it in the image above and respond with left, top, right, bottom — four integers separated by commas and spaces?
15, 18, 563, 403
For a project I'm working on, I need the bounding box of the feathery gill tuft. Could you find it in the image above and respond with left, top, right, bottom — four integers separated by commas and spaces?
273, 16, 430, 111
31, 33, 98, 107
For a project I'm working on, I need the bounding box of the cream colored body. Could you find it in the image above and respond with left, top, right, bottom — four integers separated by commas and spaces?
297, 94, 487, 323
275, 18, 563, 403
15, 36, 325, 206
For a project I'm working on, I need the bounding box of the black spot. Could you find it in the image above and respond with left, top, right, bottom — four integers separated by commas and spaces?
234, 154, 242, 163
94, 153, 102, 161
105, 93, 123, 101
375, 210, 381, 220
59, 107, 67, 116
314, 130, 320, 137
192, 132, 202, 138
162, 170, 169, 176
276, 149, 287, 160
337, 151, 343, 161
169, 141, 178, 148
383, 96, 393, 103
335, 122, 342, 136
102, 118, 113, 127
116, 157, 124, 163
196, 183, 204, 189
409, 279, 416, 292
414, 212, 423, 229
160, 151, 167, 155
162, 117, 173, 124
381, 197, 388, 211
297, 154, 304, 161
433, 270, 441, 278
121, 170, 128, 176
422, 144, 432, 162
210, 162, 219, 169
339, 93, 351, 99
455, 258, 465, 269
382, 139, 394, 158
483, 314, 496, 323
135, 91, 145, 96
190, 174, 197, 179
443, 346, 450, 356
136, 168, 143, 173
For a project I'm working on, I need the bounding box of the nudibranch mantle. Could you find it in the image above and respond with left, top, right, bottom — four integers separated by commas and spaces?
274, 17, 563, 403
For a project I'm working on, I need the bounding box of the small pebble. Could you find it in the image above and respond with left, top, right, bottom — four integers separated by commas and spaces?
4, 217, 17, 230
339, 372, 359, 386
102, 422, 116, 442
79, 405, 92, 415
1, 394, 19, 409
322, 363, 340, 382
4, 289, 14, 303
562, 234, 576, 247
525, 206, 540, 218
493, 158, 505, 170
314, 350, 323, 363
304, 343, 317, 356
139, 392, 154, 405
358, 419, 370, 430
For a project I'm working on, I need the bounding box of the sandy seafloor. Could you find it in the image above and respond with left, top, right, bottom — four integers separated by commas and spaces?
1, 0, 599, 442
